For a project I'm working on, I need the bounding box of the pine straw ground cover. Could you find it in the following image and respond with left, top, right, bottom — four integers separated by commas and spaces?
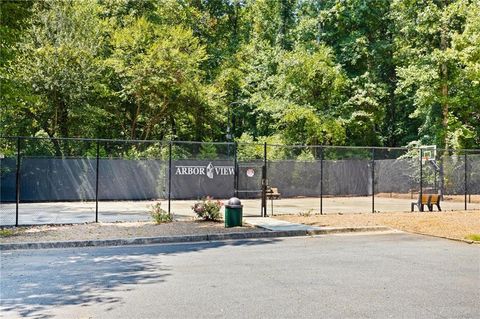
0, 220, 261, 244
275, 211, 480, 242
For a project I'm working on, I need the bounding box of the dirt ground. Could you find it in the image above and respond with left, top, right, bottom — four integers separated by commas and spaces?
0, 220, 261, 244
275, 211, 480, 242
2, 210, 479, 244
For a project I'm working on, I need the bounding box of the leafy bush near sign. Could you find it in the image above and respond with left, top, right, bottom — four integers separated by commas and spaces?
192, 196, 223, 221
149, 202, 173, 224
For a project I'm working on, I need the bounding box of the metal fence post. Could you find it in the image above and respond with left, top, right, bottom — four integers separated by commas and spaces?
464, 152, 467, 210
95, 140, 100, 222
419, 148, 423, 208
233, 142, 238, 197
320, 146, 323, 215
262, 142, 267, 217
371, 148, 375, 214
15, 137, 21, 226
168, 141, 172, 214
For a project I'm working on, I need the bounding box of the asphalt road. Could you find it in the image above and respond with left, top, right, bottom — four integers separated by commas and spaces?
1, 232, 479, 319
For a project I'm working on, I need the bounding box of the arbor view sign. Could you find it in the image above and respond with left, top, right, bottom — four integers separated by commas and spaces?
175, 162, 235, 179
171, 161, 236, 199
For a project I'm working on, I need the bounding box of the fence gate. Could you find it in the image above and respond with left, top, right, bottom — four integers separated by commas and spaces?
236, 161, 265, 216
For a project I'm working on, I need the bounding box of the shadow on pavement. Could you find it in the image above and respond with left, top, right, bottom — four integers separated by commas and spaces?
0, 238, 280, 319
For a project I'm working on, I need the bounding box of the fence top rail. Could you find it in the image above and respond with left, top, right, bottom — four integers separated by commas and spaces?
1, 136, 479, 153
265, 143, 412, 151
0, 136, 170, 144
171, 140, 234, 146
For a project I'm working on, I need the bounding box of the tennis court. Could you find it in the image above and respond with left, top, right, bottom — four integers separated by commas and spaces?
1, 194, 479, 225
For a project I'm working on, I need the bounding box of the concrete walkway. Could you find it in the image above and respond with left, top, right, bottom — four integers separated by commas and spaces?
244, 217, 322, 231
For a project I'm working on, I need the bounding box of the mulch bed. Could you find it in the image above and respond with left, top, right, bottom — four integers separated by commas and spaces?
0, 220, 261, 244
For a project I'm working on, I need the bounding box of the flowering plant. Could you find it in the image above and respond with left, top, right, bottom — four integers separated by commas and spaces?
149, 202, 173, 224
192, 196, 223, 221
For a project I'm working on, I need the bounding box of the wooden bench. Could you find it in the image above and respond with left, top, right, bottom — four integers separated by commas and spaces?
427, 194, 441, 211
411, 194, 442, 212
266, 187, 281, 200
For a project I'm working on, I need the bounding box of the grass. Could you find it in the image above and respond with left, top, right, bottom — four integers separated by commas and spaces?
0, 229, 15, 237
465, 234, 480, 241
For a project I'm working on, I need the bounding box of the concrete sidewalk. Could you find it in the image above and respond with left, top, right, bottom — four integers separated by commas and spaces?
244, 217, 322, 231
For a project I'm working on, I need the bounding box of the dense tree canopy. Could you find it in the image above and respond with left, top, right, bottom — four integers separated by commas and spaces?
1, 0, 479, 149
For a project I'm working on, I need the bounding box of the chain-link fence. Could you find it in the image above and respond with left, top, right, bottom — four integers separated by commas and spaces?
169, 141, 236, 218
97, 139, 169, 222
1, 136, 479, 225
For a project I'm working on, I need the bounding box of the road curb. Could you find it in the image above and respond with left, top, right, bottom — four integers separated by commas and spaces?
0, 226, 391, 251
404, 230, 480, 245
306, 226, 391, 235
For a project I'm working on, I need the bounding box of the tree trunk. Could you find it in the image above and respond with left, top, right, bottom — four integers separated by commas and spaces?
130, 103, 140, 140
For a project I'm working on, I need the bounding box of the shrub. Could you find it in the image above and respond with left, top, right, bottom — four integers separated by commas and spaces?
192, 196, 223, 221
298, 209, 314, 217
149, 202, 173, 224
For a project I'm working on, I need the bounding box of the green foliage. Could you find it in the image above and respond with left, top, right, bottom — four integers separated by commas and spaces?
279, 105, 345, 146
236, 133, 286, 160
393, 0, 478, 149
199, 142, 218, 160
149, 202, 173, 224
5, 0, 106, 139
296, 149, 315, 162
1, 0, 478, 150
192, 197, 223, 221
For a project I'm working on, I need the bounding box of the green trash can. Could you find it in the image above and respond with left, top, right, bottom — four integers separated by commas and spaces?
225, 197, 243, 227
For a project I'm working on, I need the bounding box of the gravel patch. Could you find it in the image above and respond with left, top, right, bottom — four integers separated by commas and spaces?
275, 210, 480, 242
0, 220, 262, 244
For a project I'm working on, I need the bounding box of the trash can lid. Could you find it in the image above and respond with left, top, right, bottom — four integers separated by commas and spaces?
225, 197, 242, 208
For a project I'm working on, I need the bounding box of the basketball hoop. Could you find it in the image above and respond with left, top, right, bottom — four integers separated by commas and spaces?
421, 146, 436, 164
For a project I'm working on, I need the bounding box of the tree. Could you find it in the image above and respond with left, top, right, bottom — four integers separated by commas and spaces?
6, 0, 106, 144
106, 17, 214, 141
450, 1, 480, 148
0, 0, 34, 136
393, 0, 475, 149
300, 0, 397, 146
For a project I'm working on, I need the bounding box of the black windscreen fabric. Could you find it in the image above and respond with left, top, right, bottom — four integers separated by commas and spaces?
20, 158, 96, 201
468, 153, 480, 196
440, 151, 465, 196
374, 148, 417, 194
4, 155, 451, 201
0, 137, 17, 225
98, 159, 167, 200
268, 161, 321, 197
323, 148, 372, 196
0, 157, 16, 202
237, 160, 263, 199
171, 160, 234, 199
323, 159, 370, 196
